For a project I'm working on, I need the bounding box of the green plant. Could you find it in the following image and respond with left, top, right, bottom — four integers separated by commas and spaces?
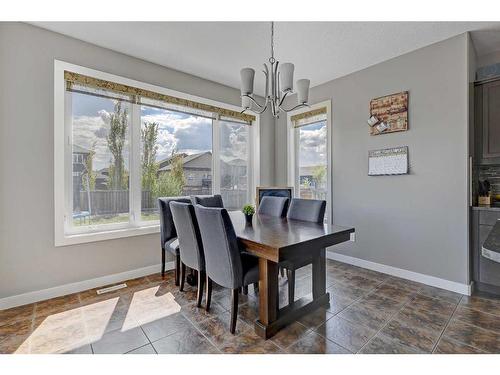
153, 151, 185, 198
242, 204, 255, 215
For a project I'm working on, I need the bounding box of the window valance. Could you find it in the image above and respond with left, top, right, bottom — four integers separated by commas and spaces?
64, 71, 255, 123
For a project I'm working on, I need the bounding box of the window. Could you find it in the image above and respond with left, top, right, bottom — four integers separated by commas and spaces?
71, 92, 131, 228
220, 119, 249, 210
55, 61, 259, 245
140, 104, 213, 222
298, 121, 327, 201
287, 102, 331, 224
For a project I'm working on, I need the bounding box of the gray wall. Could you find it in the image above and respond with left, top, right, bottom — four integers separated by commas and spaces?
275, 34, 470, 284
0, 22, 274, 299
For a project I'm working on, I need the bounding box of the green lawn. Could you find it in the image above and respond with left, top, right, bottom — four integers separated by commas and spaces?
73, 212, 160, 227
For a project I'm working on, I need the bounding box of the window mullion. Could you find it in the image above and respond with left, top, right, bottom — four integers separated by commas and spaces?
130, 102, 142, 226
212, 115, 221, 195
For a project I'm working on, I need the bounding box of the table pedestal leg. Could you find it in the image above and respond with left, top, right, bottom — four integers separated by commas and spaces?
257, 258, 278, 326
312, 248, 327, 299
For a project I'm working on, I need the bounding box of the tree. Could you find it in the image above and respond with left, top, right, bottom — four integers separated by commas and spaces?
107, 101, 128, 190
312, 165, 326, 187
141, 122, 159, 193
154, 151, 185, 198
82, 141, 97, 191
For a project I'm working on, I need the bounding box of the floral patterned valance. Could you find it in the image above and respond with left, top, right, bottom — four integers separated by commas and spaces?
64, 71, 255, 123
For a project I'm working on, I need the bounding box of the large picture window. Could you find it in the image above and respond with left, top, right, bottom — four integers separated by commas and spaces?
55, 61, 258, 245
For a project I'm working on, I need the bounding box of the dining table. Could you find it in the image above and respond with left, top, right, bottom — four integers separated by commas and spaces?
228, 211, 355, 339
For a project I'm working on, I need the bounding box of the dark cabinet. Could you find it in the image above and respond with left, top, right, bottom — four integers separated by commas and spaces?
475, 80, 500, 165
471, 209, 500, 293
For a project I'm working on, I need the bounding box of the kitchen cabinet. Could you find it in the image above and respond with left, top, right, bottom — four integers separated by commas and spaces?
471, 208, 500, 294
475, 80, 500, 165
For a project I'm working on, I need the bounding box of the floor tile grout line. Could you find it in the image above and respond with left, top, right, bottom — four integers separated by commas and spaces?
140, 325, 158, 354
430, 295, 463, 354
180, 310, 224, 353
355, 287, 423, 354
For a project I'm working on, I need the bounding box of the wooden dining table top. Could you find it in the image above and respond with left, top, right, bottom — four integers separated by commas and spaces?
228, 211, 355, 263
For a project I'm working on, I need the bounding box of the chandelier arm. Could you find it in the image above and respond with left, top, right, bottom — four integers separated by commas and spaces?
241, 94, 265, 109
278, 90, 290, 107
263, 64, 269, 99
278, 102, 310, 113
245, 102, 269, 115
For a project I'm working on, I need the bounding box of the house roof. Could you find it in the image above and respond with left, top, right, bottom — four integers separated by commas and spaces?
73, 144, 90, 154
159, 151, 212, 172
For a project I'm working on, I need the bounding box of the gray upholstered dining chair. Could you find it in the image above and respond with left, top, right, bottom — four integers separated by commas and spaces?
194, 205, 259, 334
192, 194, 224, 208
257, 196, 289, 217
170, 201, 206, 307
158, 196, 191, 284
282, 198, 327, 304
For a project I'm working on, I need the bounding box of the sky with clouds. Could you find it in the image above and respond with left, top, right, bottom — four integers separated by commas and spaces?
298, 121, 327, 168
71, 93, 248, 171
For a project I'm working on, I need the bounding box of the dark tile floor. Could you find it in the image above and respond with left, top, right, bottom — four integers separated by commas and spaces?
1, 259, 500, 354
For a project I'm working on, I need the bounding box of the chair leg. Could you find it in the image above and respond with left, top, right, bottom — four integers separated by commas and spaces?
161, 248, 166, 277
287, 269, 295, 304
242, 285, 248, 295
206, 275, 213, 312
197, 270, 205, 308
174, 253, 180, 286
179, 262, 186, 292
230, 288, 239, 334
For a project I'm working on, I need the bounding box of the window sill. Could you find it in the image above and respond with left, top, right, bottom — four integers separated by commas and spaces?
55, 224, 160, 247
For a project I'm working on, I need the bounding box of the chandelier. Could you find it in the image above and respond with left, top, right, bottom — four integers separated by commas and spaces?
240, 22, 310, 118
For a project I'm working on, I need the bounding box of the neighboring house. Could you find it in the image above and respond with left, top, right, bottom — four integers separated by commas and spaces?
159, 151, 213, 190
158, 151, 248, 192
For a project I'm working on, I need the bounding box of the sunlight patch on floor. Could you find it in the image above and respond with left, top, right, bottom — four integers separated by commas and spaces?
122, 287, 180, 329
15, 298, 118, 354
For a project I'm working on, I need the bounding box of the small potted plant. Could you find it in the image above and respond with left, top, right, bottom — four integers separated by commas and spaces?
242, 204, 255, 224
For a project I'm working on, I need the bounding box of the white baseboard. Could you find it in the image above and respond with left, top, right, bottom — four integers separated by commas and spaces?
0, 262, 174, 310
327, 251, 472, 296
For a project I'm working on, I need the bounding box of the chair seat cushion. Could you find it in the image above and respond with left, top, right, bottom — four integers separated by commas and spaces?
241, 253, 259, 285
165, 238, 179, 255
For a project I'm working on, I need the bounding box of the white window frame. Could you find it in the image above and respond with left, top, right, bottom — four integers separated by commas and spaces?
287, 100, 332, 226
54, 60, 260, 246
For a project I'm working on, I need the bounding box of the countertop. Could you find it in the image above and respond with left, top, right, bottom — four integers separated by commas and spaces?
472, 205, 500, 211
482, 220, 500, 263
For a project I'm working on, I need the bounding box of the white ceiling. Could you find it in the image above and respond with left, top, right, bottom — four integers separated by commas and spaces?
32, 22, 500, 94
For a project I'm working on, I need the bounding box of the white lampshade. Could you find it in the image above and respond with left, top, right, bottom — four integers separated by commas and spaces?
296, 79, 310, 104
241, 95, 252, 110
240, 68, 255, 95
279, 63, 294, 92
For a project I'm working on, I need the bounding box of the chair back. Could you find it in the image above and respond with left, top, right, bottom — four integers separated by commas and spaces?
194, 205, 243, 289
287, 198, 326, 223
192, 194, 224, 208
258, 196, 289, 217
170, 202, 205, 271
158, 196, 191, 249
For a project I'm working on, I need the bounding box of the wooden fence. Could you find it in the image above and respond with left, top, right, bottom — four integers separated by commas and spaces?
76, 188, 248, 215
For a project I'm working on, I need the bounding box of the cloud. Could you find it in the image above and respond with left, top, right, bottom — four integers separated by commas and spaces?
298, 125, 326, 167
72, 105, 251, 171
